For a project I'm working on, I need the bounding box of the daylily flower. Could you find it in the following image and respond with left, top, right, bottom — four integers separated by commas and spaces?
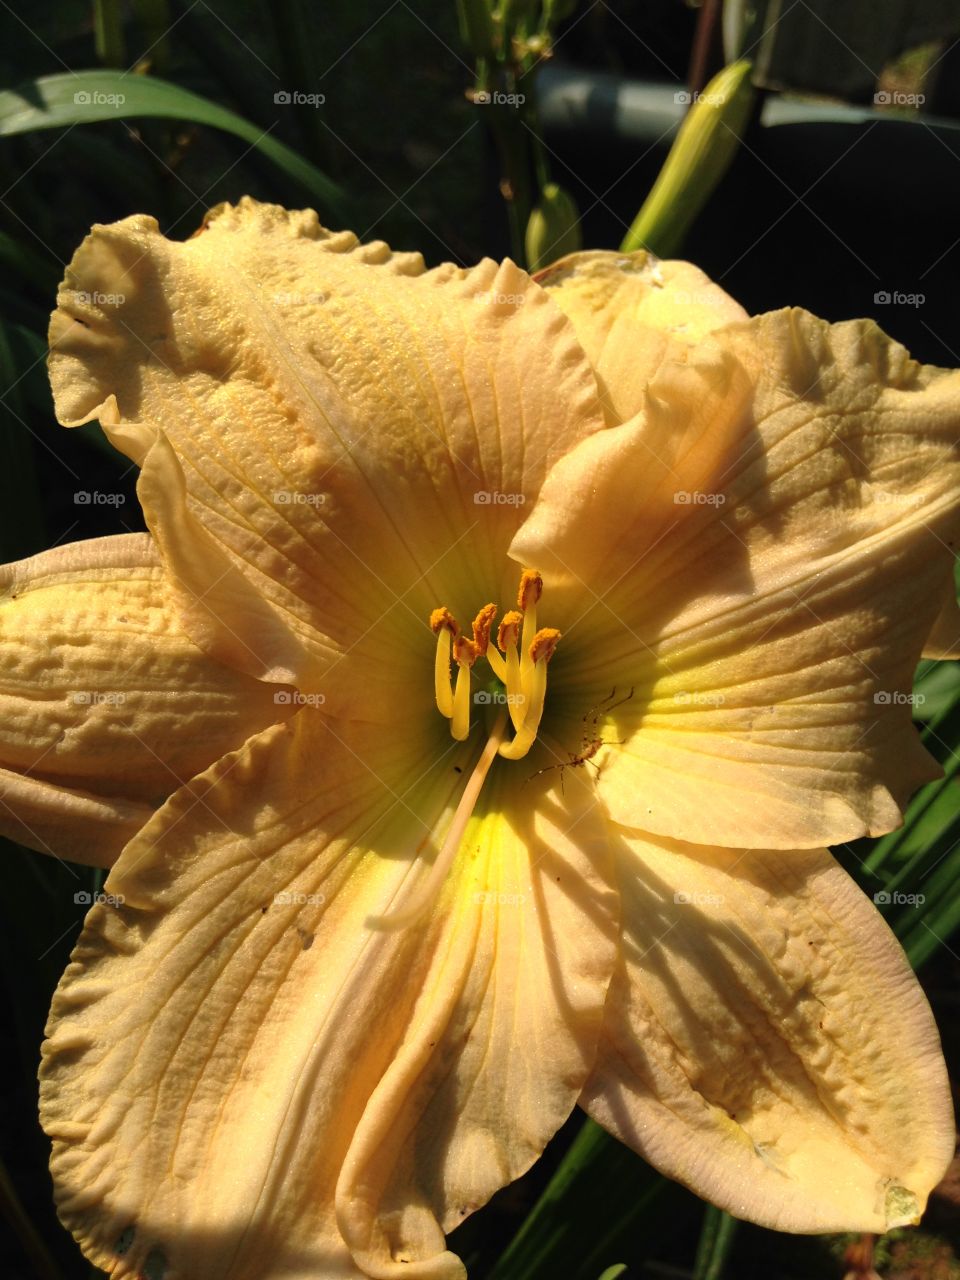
4, 197, 958, 1279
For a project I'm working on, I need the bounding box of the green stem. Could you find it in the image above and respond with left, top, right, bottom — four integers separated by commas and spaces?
486, 97, 532, 263
692, 1205, 739, 1280
0, 1151, 64, 1280
94, 0, 126, 67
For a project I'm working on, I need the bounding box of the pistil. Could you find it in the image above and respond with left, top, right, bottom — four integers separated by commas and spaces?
370, 709, 508, 930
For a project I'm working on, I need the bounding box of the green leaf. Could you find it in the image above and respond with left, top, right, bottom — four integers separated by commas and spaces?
488, 1118, 667, 1280
855, 653, 960, 969
0, 71, 350, 223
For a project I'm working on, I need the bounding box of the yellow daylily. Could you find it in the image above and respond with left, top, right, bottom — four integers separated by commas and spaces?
5, 197, 957, 1279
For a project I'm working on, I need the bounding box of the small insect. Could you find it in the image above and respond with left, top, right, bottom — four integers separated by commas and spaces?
528, 686, 635, 791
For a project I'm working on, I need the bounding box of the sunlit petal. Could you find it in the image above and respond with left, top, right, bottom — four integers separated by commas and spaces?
582, 832, 953, 1233
41, 710, 617, 1279
519, 309, 960, 846
49, 200, 605, 702
0, 534, 292, 863
535, 248, 747, 425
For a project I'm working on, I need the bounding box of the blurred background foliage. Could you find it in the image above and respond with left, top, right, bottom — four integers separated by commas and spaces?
2, 2, 960, 1278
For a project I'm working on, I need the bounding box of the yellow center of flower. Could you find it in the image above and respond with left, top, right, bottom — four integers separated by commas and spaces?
429, 567, 560, 761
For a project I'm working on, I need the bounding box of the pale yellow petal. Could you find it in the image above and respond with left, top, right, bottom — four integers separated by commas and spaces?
582, 833, 953, 1233
41, 709, 617, 1279
0, 767, 151, 869
0, 534, 293, 863
48, 199, 605, 700
535, 249, 747, 425
518, 310, 960, 847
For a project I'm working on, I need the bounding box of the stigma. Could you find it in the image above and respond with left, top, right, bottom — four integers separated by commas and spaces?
430, 567, 560, 761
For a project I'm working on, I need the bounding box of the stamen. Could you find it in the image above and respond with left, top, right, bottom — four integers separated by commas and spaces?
430, 608, 459, 718
451, 635, 478, 741
497, 610, 525, 733
429, 570, 553, 755
499, 627, 560, 760
517, 569, 542, 689
369, 710, 508, 930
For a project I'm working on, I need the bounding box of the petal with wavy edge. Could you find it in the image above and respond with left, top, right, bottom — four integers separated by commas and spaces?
582, 833, 954, 1233
518, 310, 960, 847
41, 709, 617, 1280
0, 766, 151, 869
534, 249, 747, 425
48, 199, 605, 705
0, 534, 293, 864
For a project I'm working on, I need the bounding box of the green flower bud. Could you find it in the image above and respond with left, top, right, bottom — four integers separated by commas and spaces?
621, 60, 755, 258
525, 183, 583, 271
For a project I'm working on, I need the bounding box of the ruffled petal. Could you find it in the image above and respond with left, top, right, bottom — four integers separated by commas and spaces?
534, 249, 747, 425
517, 310, 960, 847
582, 832, 954, 1233
0, 535, 293, 864
0, 767, 150, 869
41, 709, 617, 1279
48, 199, 605, 706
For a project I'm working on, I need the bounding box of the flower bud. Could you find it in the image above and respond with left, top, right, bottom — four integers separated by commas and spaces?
525, 183, 583, 272
621, 60, 755, 258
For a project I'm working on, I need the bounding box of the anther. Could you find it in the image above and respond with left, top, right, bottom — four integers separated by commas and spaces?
530, 627, 561, 664
517, 570, 543, 611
